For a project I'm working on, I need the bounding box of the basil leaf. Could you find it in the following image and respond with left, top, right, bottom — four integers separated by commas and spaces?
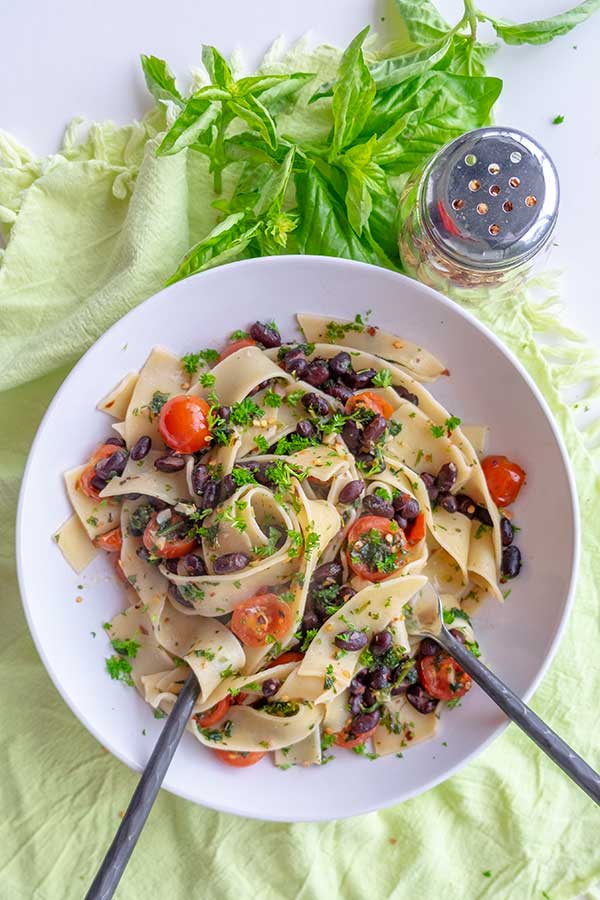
294, 164, 384, 265
202, 45, 234, 89
189, 85, 232, 102
440, 36, 499, 77
330, 27, 376, 158
485, 0, 600, 46
229, 94, 278, 150
259, 73, 316, 114
339, 137, 381, 234
393, 0, 451, 44
166, 214, 261, 284
369, 37, 453, 89
157, 97, 220, 156
254, 146, 296, 217
140, 55, 184, 107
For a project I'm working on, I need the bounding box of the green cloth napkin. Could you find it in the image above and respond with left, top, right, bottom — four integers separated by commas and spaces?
1, 42, 600, 900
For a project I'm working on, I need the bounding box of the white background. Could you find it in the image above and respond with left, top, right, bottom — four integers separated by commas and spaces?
2, 0, 599, 351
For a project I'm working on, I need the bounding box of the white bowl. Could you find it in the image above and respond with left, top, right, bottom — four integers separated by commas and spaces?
16, 256, 579, 822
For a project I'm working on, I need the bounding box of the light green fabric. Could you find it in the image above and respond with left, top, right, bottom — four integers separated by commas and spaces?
1, 42, 600, 900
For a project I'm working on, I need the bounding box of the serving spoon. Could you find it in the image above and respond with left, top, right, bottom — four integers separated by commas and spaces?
410, 585, 600, 806
85, 588, 600, 899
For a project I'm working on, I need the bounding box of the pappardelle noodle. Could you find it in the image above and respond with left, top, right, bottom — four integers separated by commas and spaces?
56, 314, 525, 769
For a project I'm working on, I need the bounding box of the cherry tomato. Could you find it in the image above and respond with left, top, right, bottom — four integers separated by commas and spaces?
95, 527, 123, 553
142, 512, 197, 559
215, 749, 266, 767
232, 692, 249, 705
345, 390, 394, 420
335, 724, 378, 749
80, 444, 117, 501
346, 515, 407, 582
481, 455, 526, 507
230, 593, 294, 648
158, 395, 212, 454
266, 651, 304, 668
218, 338, 257, 362
418, 652, 472, 701
194, 697, 231, 728
406, 511, 426, 546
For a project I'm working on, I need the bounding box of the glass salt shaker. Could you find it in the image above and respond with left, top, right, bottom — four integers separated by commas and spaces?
398, 127, 559, 300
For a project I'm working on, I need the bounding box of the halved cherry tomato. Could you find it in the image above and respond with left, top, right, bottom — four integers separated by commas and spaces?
218, 338, 256, 362
266, 651, 304, 668
232, 692, 249, 705
346, 515, 407, 582
158, 395, 212, 454
142, 512, 197, 559
230, 593, 294, 648
194, 697, 231, 728
405, 511, 426, 546
215, 749, 266, 767
95, 526, 123, 553
335, 724, 378, 749
481, 455, 526, 507
418, 652, 472, 701
345, 390, 394, 420
80, 444, 117, 501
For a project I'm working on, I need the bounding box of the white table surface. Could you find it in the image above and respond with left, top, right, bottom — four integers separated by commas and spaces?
2, 0, 599, 352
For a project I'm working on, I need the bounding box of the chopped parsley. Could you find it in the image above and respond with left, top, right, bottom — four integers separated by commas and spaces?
274, 433, 318, 456
229, 398, 263, 427
430, 424, 445, 438
295, 627, 319, 652
145, 391, 169, 420
177, 583, 205, 604
153, 708, 166, 719
229, 329, 250, 340
442, 607, 471, 625
304, 527, 320, 558
254, 434, 269, 454
552, 114, 564, 125
285, 389, 305, 406
181, 348, 219, 374
352, 744, 379, 760
263, 701, 300, 717
86, 516, 99, 527
265, 459, 307, 496
231, 466, 258, 487
287, 530, 304, 558
349, 526, 405, 575
194, 648, 215, 661
325, 312, 369, 343
264, 390, 282, 408
482, 871, 492, 878
219, 664, 237, 680
106, 655, 134, 686
254, 526, 283, 559
199, 372, 216, 388
445, 415, 461, 434
372, 368, 392, 388
110, 638, 140, 658
198, 719, 233, 741
323, 663, 336, 691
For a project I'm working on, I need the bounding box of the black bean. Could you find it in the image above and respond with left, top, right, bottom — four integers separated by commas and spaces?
296, 419, 316, 440
371, 630, 393, 656
362, 493, 394, 519
255, 464, 276, 488
501, 544, 522, 579
105, 435, 126, 447
213, 552, 250, 574
168, 583, 194, 609
361, 414, 387, 449
136, 546, 152, 563
95, 449, 128, 480
218, 405, 231, 423
351, 710, 381, 734
369, 666, 391, 690
450, 628, 467, 645
356, 452, 385, 475
362, 687, 377, 707
182, 554, 206, 577
165, 558, 179, 574
281, 348, 307, 378
328, 351, 352, 377
250, 321, 281, 348
262, 678, 280, 697
439, 492, 458, 514
191, 463, 209, 495
349, 677, 366, 696
394, 384, 419, 406
391, 665, 418, 696
418, 637, 438, 658
154, 454, 185, 473
349, 694, 363, 715
249, 379, 273, 397
219, 474, 236, 503
149, 497, 169, 510
456, 494, 477, 518
334, 630, 368, 652
341, 420, 360, 454
130, 435, 151, 461
312, 561, 343, 585
200, 479, 218, 511
394, 514, 408, 530
305, 359, 330, 387
420, 472, 439, 502
302, 392, 329, 417
436, 461, 458, 492
338, 585, 356, 604
476, 505, 493, 527
326, 381, 353, 404
345, 368, 377, 389
393, 492, 420, 521
406, 684, 438, 715
302, 609, 320, 632
500, 516, 514, 547
339, 479, 364, 504
90, 474, 108, 493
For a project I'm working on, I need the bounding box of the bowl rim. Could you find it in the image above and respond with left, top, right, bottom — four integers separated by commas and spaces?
16, 254, 581, 821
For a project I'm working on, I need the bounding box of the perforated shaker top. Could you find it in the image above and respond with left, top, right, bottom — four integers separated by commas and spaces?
420, 127, 559, 270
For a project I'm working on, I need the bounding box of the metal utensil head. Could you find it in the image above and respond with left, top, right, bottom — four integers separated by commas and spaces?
407, 583, 445, 637
420, 126, 559, 272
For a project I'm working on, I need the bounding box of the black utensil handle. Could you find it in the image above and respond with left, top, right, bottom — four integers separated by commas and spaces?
85, 673, 200, 900
436, 629, 600, 807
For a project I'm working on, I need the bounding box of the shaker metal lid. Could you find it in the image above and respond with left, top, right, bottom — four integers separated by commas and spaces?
420, 127, 559, 270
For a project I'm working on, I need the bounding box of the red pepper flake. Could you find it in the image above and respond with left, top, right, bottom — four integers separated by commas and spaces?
367, 325, 378, 336
442, 368, 450, 376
